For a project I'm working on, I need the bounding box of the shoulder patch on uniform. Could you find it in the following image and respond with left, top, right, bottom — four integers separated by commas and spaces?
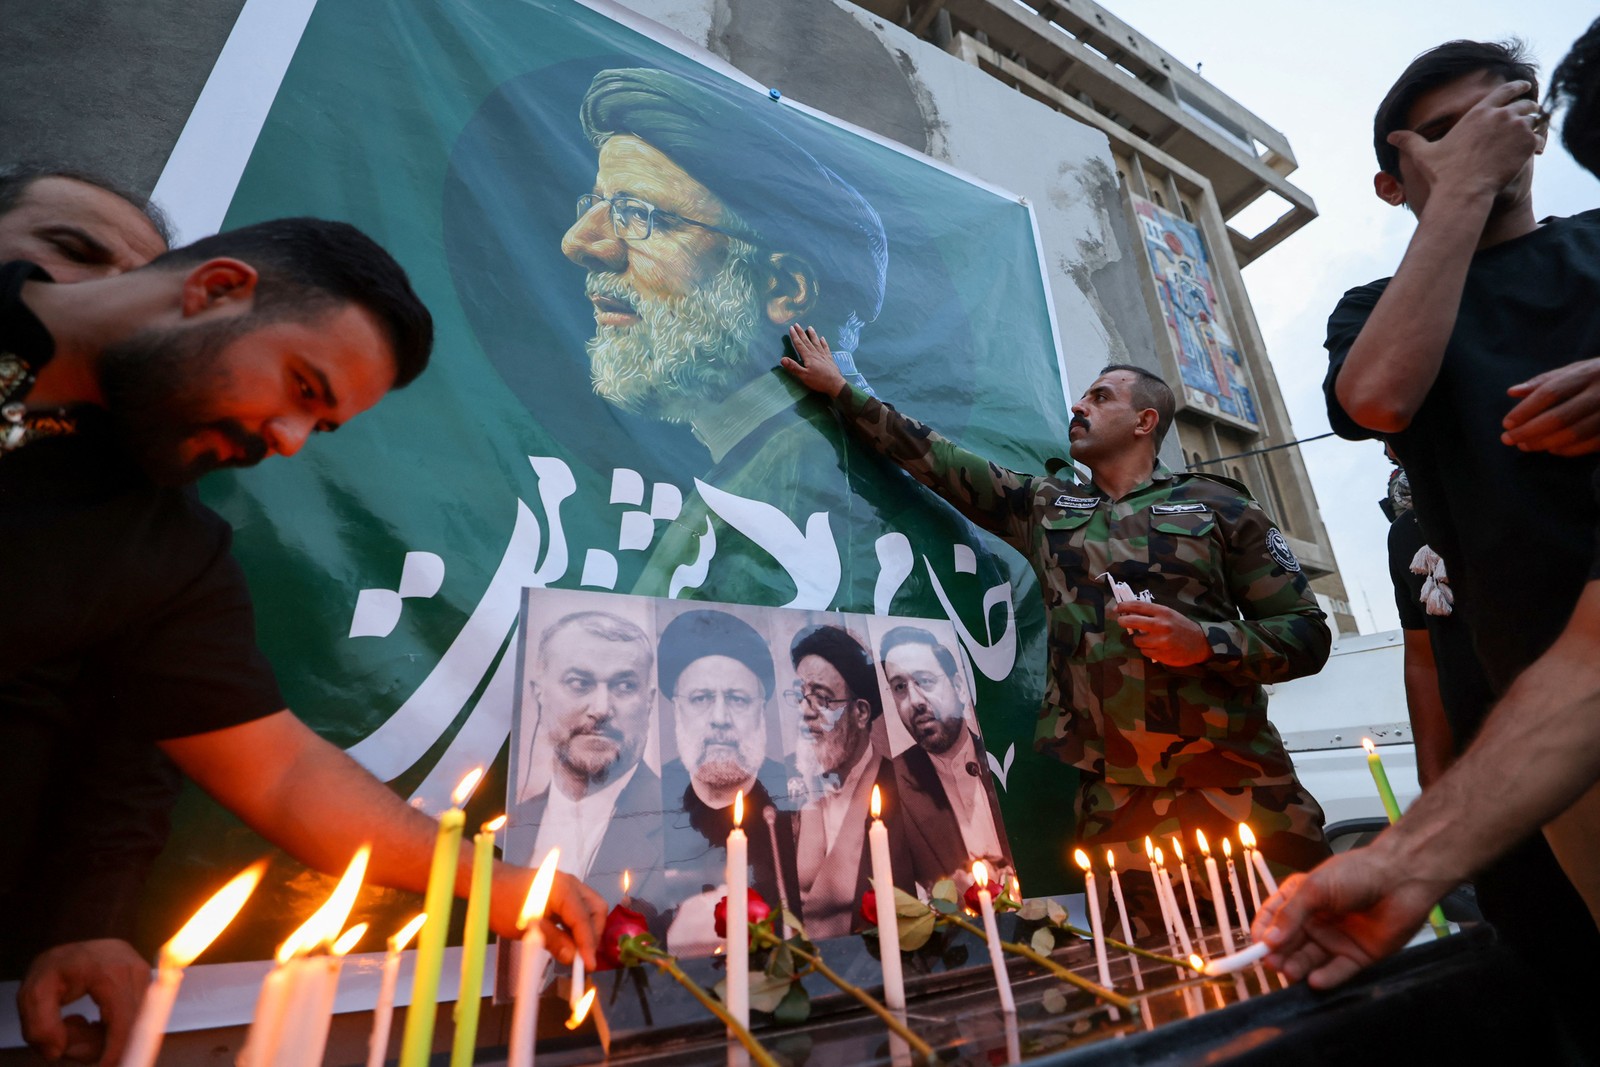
1151, 502, 1210, 515
1054, 494, 1099, 510
1267, 528, 1301, 572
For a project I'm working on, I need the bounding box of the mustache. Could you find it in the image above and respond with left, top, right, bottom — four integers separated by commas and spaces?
586, 272, 638, 311
1070, 416, 1090, 433
215, 420, 269, 467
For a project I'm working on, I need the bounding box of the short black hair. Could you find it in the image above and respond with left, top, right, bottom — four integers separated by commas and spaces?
790, 625, 881, 721
1100, 363, 1175, 449
1551, 17, 1600, 179
0, 163, 174, 245
151, 217, 433, 388
1374, 40, 1538, 179
878, 626, 960, 681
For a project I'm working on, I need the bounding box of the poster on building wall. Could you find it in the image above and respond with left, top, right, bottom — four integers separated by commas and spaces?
145, 0, 1079, 959
1132, 195, 1260, 429
506, 588, 1013, 953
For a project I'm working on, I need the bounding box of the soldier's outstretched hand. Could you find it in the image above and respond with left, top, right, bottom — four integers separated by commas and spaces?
782, 325, 848, 397
1252, 845, 1448, 989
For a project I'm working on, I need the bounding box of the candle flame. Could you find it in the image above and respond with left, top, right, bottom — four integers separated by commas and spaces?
278, 845, 371, 962
1009, 874, 1021, 902
332, 923, 368, 957
452, 767, 487, 808
484, 814, 507, 833
1073, 848, 1091, 872
1361, 737, 1376, 755
972, 859, 989, 888
161, 862, 266, 969
871, 783, 882, 819
1238, 823, 1257, 849
1222, 837, 1233, 858
518, 847, 562, 928
390, 912, 427, 953
565, 985, 597, 1030
1189, 953, 1205, 973
733, 790, 744, 828
1105, 850, 1117, 871
1153, 846, 1165, 867
1144, 835, 1155, 860
1170, 836, 1185, 861
1196, 829, 1211, 857
622, 870, 631, 896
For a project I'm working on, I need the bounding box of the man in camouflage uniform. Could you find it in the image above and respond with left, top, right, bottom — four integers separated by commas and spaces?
783, 325, 1331, 933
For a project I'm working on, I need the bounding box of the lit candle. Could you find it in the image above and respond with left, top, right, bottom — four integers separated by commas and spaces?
1072, 850, 1112, 992
565, 986, 597, 1030
401, 767, 484, 1067
1104, 852, 1143, 990
1154, 847, 1194, 960
300, 923, 368, 1067
1237, 824, 1263, 913
620, 869, 633, 908
1170, 835, 1205, 945
1362, 739, 1450, 936
972, 860, 1016, 1014
451, 813, 505, 1067
270, 847, 371, 1067
1222, 837, 1251, 930
1143, 837, 1180, 953
726, 790, 750, 1031
367, 913, 427, 1067
123, 863, 265, 1067
1238, 824, 1279, 897
508, 847, 561, 1067
1196, 830, 1232, 953
866, 785, 907, 1011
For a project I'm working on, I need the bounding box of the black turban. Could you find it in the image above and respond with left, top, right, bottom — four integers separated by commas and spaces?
790, 625, 882, 721
580, 67, 888, 332
658, 609, 775, 700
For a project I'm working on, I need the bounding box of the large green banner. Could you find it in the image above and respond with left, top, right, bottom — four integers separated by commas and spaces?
150, 0, 1080, 960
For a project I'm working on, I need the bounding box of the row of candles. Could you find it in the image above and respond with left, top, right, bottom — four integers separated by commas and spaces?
119, 736, 1424, 1066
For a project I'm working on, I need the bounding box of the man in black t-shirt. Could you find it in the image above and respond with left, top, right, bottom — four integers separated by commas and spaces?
3, 214, 606, 1063
1254, 38, 1600, 1021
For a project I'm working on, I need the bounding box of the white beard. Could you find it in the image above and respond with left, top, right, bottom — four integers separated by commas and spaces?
585, 245, 766, 422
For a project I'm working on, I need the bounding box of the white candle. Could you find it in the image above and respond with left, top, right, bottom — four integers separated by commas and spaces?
868, 785, 907, 1011
1104, 852, 1143, 991
241, 962, 293, 1067
124, 864, 265, 1067
1223, 838, 1251, 931
368, 913, 427, 1067
1072, 850, 1112, 992
1170, 836, 1206, 946
1196, 830, 1233, 953
1155, 850, 1194, 960
509, 848, 561, 1067
570, 955, 586, 1011
1142, 838, 1180, 954
973, 861, 1016, 1014
1240, 821, 1280, 897
726, 790, 750, 1031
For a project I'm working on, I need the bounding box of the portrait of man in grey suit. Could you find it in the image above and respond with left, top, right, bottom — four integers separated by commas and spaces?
880, 626, 1013, 887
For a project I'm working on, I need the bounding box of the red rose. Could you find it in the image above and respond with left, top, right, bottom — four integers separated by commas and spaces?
860, 888, 880, 927
597, 904, 650, 970
713, 888, 772, 938
963, 881, 986, 915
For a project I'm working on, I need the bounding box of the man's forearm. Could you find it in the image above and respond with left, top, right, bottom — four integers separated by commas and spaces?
1335, 186, 1495, 432
1370, 583, 1600, 883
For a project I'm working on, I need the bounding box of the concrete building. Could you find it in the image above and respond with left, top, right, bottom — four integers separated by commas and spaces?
853, 0, 1359, 634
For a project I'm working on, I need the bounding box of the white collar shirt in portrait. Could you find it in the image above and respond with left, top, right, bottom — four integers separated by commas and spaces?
928, 730, 1003, 861
532, 762, 640, 879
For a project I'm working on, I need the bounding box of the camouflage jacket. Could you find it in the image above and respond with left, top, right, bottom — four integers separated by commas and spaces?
833, 384, 1330, 789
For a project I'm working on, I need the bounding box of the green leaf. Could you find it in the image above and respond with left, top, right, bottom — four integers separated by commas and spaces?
1042, 988, 1068, 1015
767, 943, 796, 980
773, 982, 812, 1025
1031, 927, 1056, 955
1046, 899, 1069, 925
930, 897, 958, 915
1018, 898, 1048, 921
898, 909, 937, 951
747, 970, 794, 1015
931, 879, 959, 905
781, 908, 808, 941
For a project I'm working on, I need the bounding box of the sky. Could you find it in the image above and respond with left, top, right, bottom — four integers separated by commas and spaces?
1104, 2, 1599, 632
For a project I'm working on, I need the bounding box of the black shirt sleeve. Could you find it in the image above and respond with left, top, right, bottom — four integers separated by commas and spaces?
1323, 279, 1391, 442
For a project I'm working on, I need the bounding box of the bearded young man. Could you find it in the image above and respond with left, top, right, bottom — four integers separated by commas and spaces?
784, 325, 1331, 935
2, 214, 605, 1063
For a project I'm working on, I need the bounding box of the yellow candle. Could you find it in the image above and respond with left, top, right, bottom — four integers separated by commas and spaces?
1363, 739, 1450, 936
451, 814, 504, 1067
400, 768, 482, 1067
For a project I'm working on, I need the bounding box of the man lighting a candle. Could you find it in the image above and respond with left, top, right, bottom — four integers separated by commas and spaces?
782, 327, 1332, 935
1, 212, 607, 1062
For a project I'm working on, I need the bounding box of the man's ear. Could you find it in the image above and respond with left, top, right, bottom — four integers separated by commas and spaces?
1374, 171, 1406, 208
763, 251, 818, 326
1133, 406, 1161, 439
180, 258, 259, 318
